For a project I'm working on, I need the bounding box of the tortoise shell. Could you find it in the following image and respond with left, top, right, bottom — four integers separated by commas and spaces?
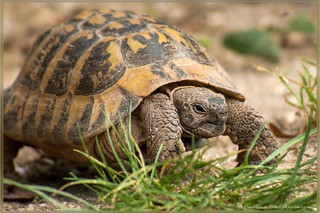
4, 9, 244, 152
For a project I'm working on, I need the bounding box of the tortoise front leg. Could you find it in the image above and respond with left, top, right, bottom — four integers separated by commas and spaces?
139, 93, 186, 164
223, 98, 278, 166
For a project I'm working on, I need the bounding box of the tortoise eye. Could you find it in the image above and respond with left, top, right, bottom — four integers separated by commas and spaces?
193, 104, 206, 114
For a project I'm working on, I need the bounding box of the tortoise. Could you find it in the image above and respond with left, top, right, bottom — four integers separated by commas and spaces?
4, 9, 278, 193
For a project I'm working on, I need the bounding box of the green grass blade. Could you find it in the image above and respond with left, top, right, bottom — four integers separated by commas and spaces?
260, 127, 317, 165
288, 191, 317, 209
243, 124, 264, 165
102, 112, 128, 175
3, 178, 99, 211
287, 112, 314, 184
150, 143, 163, 179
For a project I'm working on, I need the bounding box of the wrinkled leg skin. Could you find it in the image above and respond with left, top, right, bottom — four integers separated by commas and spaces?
139, 93, 185, 167
3, 136, 36, 201
223, 99, 278, 166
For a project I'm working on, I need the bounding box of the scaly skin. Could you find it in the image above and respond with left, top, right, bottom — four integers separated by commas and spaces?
139, 93, 185, 162
223, 98, 278, 165
172, 87, 228, 138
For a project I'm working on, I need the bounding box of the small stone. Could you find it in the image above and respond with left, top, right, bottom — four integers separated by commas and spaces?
26, 204, 35, 211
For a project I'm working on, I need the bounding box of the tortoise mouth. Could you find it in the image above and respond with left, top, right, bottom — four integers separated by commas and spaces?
197, 122, 226, 138
182, 137, 209, 152
183, 122, 226, 139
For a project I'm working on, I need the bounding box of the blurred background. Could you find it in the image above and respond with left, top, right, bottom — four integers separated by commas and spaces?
3, 2, 317, 176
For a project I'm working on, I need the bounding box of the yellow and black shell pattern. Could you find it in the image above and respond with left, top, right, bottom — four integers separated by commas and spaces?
4, 9, 245, 149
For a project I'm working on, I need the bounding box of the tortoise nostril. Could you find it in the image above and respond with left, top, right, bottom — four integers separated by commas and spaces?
210, 110, 227, 124
219, 111, 228, 121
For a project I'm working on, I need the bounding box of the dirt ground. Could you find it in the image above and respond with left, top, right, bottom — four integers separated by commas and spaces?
2, 2, 317, 211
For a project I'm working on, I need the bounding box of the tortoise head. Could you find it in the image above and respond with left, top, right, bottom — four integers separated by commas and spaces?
172, 87, 228, 138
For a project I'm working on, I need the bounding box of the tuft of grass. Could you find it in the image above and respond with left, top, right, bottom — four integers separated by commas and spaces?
223, 29, 281, 62
254, 57, 317, 124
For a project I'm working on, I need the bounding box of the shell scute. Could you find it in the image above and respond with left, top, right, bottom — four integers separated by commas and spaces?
74, 39, 126, 96
44, 31, 99, 96
121, 31, 180, 67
